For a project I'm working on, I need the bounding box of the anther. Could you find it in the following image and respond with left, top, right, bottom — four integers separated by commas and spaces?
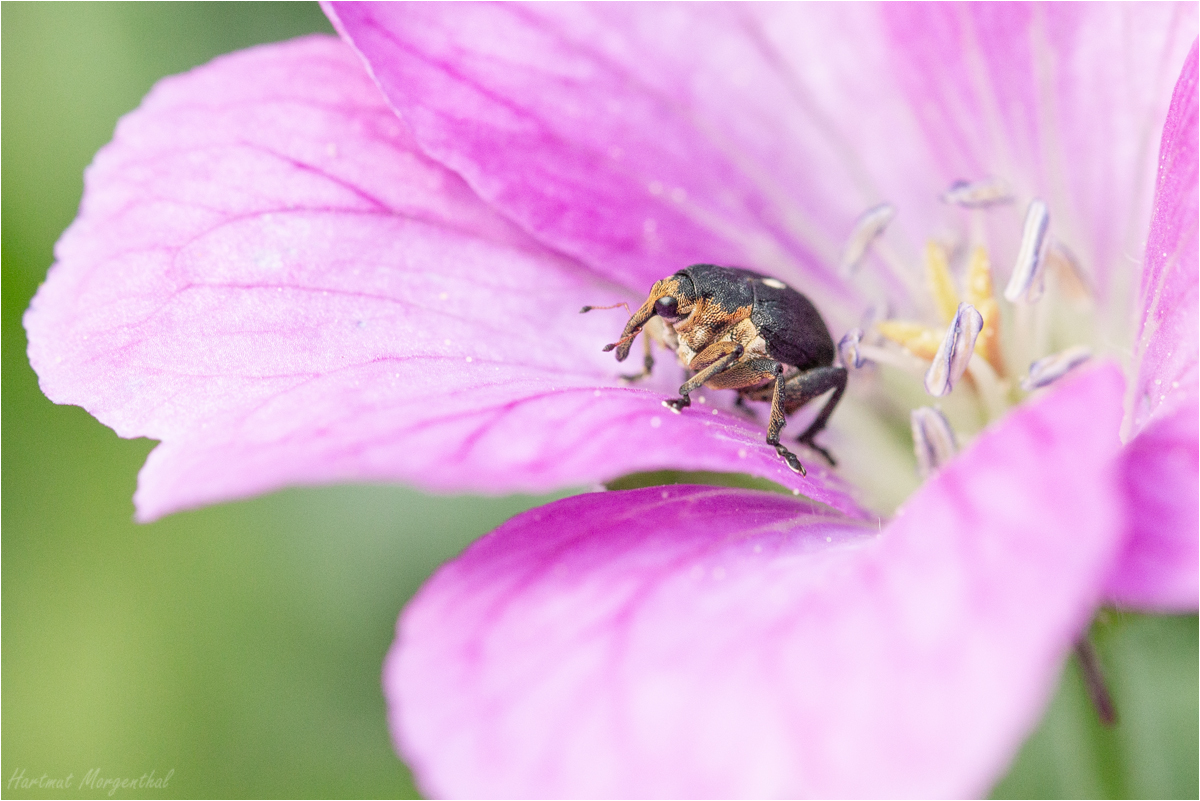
940, 178, 1013, 208
1005, 199, 1050, 303
1021, 345, 1092, 390
840, 203, 896, 276
911, 407, 957, 478
838, 329, 865, 369
924, 303, 983, 397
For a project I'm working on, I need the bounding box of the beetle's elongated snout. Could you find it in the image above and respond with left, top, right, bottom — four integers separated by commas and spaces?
604, 294, 658, 361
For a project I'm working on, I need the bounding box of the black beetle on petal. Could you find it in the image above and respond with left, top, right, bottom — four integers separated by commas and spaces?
590, 264, 847, 476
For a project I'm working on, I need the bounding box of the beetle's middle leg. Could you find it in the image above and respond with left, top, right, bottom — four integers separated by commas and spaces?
763, 362, 810, 475
779, 365, 848, 466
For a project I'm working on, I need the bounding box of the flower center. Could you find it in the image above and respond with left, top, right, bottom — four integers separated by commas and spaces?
838, 179, 1098, 495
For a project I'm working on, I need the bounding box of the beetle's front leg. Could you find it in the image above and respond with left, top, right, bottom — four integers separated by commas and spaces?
663, 341, 745, 413
620, 333, 655, 382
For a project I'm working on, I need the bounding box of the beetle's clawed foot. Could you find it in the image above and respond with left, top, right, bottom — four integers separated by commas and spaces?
767, 438, 807, 476
798, 436, 837, 467
663, 395, 690, 414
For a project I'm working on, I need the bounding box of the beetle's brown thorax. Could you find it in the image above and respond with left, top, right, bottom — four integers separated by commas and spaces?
671, 298, 755, 368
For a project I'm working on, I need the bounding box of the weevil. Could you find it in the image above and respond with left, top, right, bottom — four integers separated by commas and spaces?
596, 264, 847, 475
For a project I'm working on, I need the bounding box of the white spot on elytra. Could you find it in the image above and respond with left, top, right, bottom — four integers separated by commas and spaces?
792, 488, 801, 496
650, 416, 662, 428
465, 356, 473, 363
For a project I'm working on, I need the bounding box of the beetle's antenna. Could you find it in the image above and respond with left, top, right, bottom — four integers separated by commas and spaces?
580, 302, 632, 314
602, 329, 641, 353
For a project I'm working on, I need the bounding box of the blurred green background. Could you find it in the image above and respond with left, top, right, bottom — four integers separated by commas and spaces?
2, 3, 1195, 798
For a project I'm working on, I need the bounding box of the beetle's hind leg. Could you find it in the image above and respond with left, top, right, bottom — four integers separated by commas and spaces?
780, 365, 848, 466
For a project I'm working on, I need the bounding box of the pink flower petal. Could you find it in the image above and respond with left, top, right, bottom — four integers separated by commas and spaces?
23, 36, 859, 521
325, 2, 933, 323
880, 4, 1196, 302
1107, 397, 1199, 611
1108, 43, 1199, 611
329, 4, 1194, 318
1129, 39, 1198, 437
386, 364, 1127, 798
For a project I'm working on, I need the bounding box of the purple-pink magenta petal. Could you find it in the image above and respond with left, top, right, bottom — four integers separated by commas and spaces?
329, 3, 1195, 317
1107, 398, 1199, 611
23, 37, 858, 521
1108, 41, 1199, 611
1129, 39, 1198, 436
881, 4, 1195, 300
324, 2, 932, 322
386, 364, 1127, 799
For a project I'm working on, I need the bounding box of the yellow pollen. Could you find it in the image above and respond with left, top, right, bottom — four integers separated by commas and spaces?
924, 240, 961, 324
963, 246, 1005, 374
875, 320, 943, 361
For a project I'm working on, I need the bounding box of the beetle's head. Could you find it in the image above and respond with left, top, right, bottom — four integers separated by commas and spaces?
604, 273, 697, 361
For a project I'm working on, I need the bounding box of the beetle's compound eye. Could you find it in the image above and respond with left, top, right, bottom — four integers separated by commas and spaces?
654, 295, 680, 318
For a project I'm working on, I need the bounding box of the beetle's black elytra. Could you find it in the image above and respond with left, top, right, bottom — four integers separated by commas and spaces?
599, 264, 847, 475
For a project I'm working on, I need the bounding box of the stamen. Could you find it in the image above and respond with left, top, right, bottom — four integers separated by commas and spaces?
925, 303, 984, 397
941, 178, 1014, 208
837, 329, 865, 369
875, 320, 942, 361
840, 203, 896, 276
1005, 199, 1050, 303
924, 241, 961, 324
911, 407, 957, 478
1021, 345, 1092, 390
963, 246, 1005, 374
1046, 241, 1093, 302
855, 343, 928, 378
